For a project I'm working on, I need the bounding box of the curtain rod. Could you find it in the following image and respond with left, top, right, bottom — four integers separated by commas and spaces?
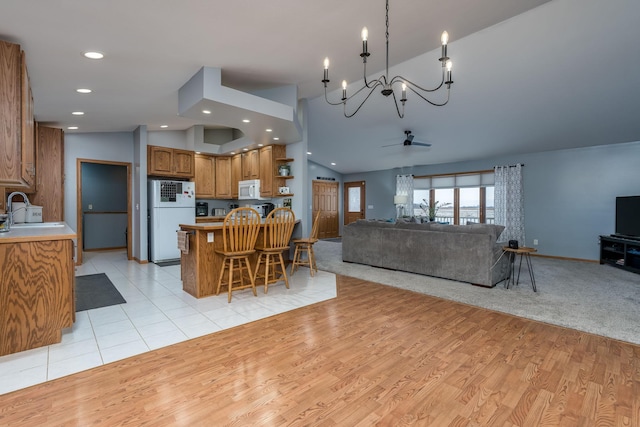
494, 163, 525, 168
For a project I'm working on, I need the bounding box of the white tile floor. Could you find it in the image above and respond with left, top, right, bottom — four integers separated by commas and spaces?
0, 250, 337, 395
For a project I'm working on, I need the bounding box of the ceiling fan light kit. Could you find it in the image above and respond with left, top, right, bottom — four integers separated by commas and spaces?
322, 0, 454, 118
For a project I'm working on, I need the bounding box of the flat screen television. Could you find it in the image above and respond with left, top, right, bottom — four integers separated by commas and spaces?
615, 196, 640, 240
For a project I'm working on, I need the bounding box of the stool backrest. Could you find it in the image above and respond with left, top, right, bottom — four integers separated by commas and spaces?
261, 207, 296, 249
310, 211, 321, 241
222, 207, 261, 253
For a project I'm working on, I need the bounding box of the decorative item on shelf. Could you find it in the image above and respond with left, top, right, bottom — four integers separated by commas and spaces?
394, 194, 408, 219
283, 198, 292, 208
278, 186, 290, 194
321, 0, 453, 118
420, 199, 450, 221
278, 164, 291, 176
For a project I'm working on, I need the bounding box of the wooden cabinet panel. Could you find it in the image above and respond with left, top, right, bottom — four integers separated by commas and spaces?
29, 125, 64, 221
0, 41, 24, 187
173, 149, 195, 178
147, 146, 173, 176
231, 153, 242, 198
147, 145, 195, 179
215, 156, 232, 199
0, 239, 75, 356
242, 149, 260, 180
20, 51, 35, 190
195, 154, 215, 198
259, 146, 273, 197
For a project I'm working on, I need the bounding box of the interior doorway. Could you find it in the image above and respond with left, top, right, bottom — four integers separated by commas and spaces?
312, 180, 339, 239
76, 159, 132, 265
343, 181, 365, 225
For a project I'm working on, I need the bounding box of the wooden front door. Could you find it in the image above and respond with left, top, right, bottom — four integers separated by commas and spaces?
312, 180, 339, 239
344, 181, 365, 225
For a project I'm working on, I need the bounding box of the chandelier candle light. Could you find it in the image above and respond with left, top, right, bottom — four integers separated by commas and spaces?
322, 0, 453, 118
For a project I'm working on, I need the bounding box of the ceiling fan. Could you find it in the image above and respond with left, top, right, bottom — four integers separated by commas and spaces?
382, 130, 432, 148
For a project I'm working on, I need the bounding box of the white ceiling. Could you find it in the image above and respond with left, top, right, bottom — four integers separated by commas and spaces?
2, 0, 639, 174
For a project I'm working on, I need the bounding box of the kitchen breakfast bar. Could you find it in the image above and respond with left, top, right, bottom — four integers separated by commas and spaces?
179, 220, 299, 299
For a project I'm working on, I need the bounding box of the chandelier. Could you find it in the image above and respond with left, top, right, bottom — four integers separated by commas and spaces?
321, 0, 453, 118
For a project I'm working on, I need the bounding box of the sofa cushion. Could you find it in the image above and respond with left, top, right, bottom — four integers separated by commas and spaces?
394, 221, 435, 230
429, 223, 505, 242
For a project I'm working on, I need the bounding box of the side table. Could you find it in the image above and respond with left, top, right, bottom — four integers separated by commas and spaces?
502, 246, 538, 292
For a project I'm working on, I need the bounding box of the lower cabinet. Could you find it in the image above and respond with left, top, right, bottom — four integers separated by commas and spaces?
0, 238, 75, 356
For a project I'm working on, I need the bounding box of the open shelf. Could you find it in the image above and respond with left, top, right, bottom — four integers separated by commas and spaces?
600, 235, 640, 274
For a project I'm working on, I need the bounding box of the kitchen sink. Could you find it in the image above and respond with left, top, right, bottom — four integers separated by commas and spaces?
10, 222, 66, 228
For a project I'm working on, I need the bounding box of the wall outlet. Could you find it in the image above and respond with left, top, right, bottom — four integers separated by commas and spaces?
207, 232, 214, 243
533, 239, 538, 246
88, 204, 93, 210
368, 205, 374, 209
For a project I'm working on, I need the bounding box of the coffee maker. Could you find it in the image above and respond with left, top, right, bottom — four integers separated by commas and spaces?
263, 202, 275, 217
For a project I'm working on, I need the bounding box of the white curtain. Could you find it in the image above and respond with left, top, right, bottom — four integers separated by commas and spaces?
494, 164, 525, 244
395, 174, 414, 217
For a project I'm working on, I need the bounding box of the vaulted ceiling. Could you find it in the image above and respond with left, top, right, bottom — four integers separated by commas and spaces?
1, 0, 639, 174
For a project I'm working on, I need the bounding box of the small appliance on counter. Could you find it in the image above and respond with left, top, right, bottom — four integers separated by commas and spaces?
196, 202, 209, 217
214, 208, 227, 216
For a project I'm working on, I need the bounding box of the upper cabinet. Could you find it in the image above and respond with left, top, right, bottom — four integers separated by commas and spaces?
215, 156, 232, 199
242, 149, 260, 180
194, 154, 215, 198
29, 125, 64, 221
231, 153, 242, 198
147, 145, 195, 179
0, 40, 36, 188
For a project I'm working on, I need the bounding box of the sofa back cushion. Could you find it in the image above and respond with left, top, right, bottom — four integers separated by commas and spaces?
429, 223, 505, 242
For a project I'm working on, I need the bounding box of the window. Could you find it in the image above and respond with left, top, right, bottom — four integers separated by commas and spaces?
413, 171, 494, 224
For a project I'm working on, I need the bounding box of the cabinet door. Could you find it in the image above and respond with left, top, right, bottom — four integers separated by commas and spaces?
148, 146, 173, 176
248, 150, 260, 179
259, 146, 273, 197
30, 125, 64, 221
173, 149, 194, 178
195, 154, 215, 198
215, 156, 232, 199
231, 154, 242, 198
21, 52, 35, 190
0, 41, 22, 186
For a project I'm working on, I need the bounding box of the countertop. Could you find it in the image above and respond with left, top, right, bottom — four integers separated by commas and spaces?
0, 222, 77, 243
180, 219, 300, 231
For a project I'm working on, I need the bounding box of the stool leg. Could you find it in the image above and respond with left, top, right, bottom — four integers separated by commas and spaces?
227, 258, 234, 303
277, 252, 289, 289
245, 257, 257, 296
291, 244, 300, 275
216, 258, 227, 296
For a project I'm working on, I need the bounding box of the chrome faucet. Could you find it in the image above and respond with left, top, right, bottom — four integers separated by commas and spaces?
6, 192, 31, 230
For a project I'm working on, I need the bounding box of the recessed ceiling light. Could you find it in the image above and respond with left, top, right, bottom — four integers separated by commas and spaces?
76, 88, 92, 94
258, 144, 264, 147
67, 126, 78, 130
83, 51, 104, 60
202, 110, 211, 114
195, 151, 201, 154
242, 119, 250, 123
265, 129, 272, 132
273, 137, 280, 141
331, 162, 336, 166
160, 125, 168, 128
243, 148, 248, 151
307, 151, 312, 155
72, 111, 84, 115
230, 152, 236, 155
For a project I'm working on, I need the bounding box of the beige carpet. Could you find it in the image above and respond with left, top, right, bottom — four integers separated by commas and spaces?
314, 240, 640, 345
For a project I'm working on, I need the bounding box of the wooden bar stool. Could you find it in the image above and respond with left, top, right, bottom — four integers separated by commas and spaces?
253, 208, 296, 293
290, 211, 320, 276
215, 207, 261, 303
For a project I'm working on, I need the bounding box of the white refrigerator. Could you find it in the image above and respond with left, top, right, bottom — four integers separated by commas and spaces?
148, 180, 195, 263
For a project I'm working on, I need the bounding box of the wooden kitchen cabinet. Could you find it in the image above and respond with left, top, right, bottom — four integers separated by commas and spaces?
147, 145, 195, 179
259, 144, 287, 197
29, 125, 65, 221
215, 156, 232, 199
231, 153, 242, 198
0, 40, 36, 188
194, 154, 215, 198
242, 149, 260, 180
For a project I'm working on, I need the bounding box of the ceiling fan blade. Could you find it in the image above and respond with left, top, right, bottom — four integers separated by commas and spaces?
381, 142, 403, 148
412, 141, 432, 147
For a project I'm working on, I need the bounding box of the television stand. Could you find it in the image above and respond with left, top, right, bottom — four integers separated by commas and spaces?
599, 235, 640, 274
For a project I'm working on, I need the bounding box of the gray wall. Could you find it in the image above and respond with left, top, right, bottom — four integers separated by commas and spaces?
343, 140, 640, 261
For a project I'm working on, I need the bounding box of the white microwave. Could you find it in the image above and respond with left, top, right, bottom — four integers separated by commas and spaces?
238, 179, 265, 200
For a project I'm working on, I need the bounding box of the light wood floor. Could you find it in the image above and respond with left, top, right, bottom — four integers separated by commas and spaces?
1, 275, 639, 426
